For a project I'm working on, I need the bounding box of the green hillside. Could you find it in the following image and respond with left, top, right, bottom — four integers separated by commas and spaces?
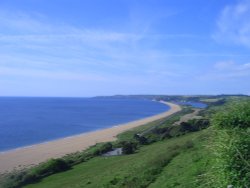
1, 96, 249, 188
24, 130, 211, 188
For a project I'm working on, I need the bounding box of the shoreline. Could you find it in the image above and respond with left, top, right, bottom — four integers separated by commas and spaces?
0, 101, 181, 174
0, 100, 170, 155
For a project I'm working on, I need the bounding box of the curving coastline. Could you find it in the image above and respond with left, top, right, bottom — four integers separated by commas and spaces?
0, 101, 181, 173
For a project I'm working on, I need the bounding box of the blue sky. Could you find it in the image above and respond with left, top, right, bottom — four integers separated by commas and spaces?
0, 0, 250, 96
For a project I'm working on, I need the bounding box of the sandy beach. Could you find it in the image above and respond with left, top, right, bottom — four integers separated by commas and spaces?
0, 101, 181, 174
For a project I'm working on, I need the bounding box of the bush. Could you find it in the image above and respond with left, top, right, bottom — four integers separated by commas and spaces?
213, 101, 250, 129
190, 119, 210, 130
210, 101, 250, 188
146, 118, 210, 141
179, 122, 197, 132
2, 158, 70, 188
134, 134, 148, 145
179, 119, 210, 133
92, 142, 113, 156
33, 158, 70, 176
120, 141, 137, 154
99, 142, 113, 154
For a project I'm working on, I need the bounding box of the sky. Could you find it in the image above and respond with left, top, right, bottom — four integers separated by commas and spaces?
0, 0, 250, 97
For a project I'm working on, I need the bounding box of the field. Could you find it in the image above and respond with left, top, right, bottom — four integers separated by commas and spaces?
24, 129, 211, 188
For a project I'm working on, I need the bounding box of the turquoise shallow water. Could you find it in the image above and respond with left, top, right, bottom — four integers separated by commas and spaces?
0, 97, 170, 152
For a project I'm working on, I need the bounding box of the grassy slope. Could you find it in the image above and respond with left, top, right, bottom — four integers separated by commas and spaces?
149, 130, 211, 188
117, 107, 193, 141
25, 129, 211, 188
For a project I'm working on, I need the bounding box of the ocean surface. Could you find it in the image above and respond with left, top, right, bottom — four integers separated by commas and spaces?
0, 97, 170, 152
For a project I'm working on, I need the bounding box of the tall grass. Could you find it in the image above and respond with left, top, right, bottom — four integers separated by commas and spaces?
208, 101, 250, 188
103, 141, 194, 188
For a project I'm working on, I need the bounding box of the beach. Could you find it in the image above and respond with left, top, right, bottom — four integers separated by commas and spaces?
0, 101, 181, 174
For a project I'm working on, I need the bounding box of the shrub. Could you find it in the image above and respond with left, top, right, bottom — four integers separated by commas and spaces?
210, 101, 250, 188
92, 142, 113, 156
120, 141, 137, 154
213, 101, 250, 129
179, 122, 197, 132
134, 134, 148, 145
32, 158, 70, 176
189, 119, 210, 130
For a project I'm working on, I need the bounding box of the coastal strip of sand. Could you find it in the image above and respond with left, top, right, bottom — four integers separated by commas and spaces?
0, 101, 181, 173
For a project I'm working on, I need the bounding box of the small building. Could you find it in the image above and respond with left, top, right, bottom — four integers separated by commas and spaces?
102, 148, 123, 157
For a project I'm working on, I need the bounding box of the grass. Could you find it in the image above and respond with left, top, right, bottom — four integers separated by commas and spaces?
24, 129, 211, 188
117, 107, 193, 141
207, 100, 250, 188
149, 129, 212, 188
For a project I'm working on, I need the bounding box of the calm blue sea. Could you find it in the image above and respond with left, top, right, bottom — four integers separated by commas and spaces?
0, 97, 170, 152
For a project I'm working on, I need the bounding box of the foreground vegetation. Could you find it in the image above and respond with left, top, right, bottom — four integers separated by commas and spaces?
0, 95, 249, 188
207, 100, 250, 188
24, 130, 211, 188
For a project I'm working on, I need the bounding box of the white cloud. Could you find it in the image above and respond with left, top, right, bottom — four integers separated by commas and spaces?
199, 60, 250, 81
214, 61, 250, 71
214, 61, 235, 70
0, 8, 144, 50
0, 7, 221, 93
0, 9, 150, 77
0, 66, 106, 81
0, 10, 54, 34
213, 0, 250, 47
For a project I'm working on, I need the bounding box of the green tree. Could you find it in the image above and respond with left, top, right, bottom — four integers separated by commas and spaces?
121, 141, 137, 154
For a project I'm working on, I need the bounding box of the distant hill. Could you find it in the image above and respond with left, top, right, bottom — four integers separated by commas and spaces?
93, 94, 249, 103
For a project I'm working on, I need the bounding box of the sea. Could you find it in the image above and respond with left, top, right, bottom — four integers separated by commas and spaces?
0, 97, 170, 152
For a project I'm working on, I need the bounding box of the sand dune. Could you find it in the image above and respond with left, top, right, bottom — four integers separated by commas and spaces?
0, 101, 181, 173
